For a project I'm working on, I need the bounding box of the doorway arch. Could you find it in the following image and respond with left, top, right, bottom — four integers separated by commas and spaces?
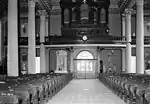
75, 51, 96, 79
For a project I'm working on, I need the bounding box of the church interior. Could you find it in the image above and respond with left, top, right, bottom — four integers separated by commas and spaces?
0, 0, 150, 104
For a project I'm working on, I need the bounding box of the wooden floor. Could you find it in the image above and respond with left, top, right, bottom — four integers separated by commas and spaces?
47, 79, 125, 104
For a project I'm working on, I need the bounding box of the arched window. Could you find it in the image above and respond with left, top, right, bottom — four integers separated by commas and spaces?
76, 51, 94, 72
77, 51, 94, 59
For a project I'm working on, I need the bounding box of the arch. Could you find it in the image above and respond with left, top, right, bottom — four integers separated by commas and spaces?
75, 50, 96, 79
76, 50, 94, 59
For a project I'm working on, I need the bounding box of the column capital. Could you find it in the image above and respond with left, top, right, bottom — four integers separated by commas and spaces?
28, 0, 37, 7
136, 0, 144, 6
121, 13, 126, 20
37, 10, 48, 17
125, 8, 133, 18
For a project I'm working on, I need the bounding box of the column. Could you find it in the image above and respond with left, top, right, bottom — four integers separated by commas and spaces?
122, 14, 126, 41
38, 10, 47, 73
28, 0, 36, 74
97, 8, 100, 24
48, 15, 50, 41
67, 51, 71, 73
97, 50, 100, 77
45, 49, 50, 72
39, 10, 47, 42
122, 14, 126, 72
61, 7, 64, 27
89, 7, 94, 23
122, 48, 126, 72
46, 17, 48, 37
76, 7, 81, 24
105, 7, 109, 24
40, 44, 46, 73
136, 0, 144, 74
64, 56, 67, 72
125, 9, 133, 73
70, 51, 73, 73
45, 17, 49, 42
7, 0, 19, 76
0, 21, 2, 62
69, 8, 72, 27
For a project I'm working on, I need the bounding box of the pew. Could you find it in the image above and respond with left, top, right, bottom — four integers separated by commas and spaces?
99, 72, 150, 104
0, 73, 73, 104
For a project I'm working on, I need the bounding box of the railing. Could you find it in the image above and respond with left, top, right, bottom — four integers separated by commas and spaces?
131, 36, 150, 44
3, 35, 150, 45
48, 35, 127, 44
4, 36, 41, 45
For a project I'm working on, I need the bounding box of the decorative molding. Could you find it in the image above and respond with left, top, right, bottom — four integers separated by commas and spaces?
108, 8, 120, 14
37, 10, 48, 16
28, 0, 38, 7
125, 8, 133, 17
136, 0, 144, 6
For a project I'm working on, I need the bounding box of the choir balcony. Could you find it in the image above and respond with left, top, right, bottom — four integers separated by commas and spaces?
3, 35, 150, 45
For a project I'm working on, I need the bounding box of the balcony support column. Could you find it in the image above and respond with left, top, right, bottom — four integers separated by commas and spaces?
7, 0, 19, 76
125, 9, 133, 73
38, 10, 47, 73
28, 0, 36, 74
121, 14, 126, 72
45, 49, 50, 72
136, 0, 144, 74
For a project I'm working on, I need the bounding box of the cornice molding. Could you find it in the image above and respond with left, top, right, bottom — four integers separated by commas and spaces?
109, 8, 120, 14
119, 0, 135, 14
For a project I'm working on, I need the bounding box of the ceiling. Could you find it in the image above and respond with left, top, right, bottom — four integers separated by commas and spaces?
49, 0, 150, 16
0, 0, 149, 17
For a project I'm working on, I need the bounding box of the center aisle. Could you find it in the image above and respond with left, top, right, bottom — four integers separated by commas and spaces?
47, 79, 125, 104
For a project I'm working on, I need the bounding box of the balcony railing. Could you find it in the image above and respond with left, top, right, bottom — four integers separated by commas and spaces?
4, 36, 41, 45
4, 35, 150, 45
131, 36, 150, 44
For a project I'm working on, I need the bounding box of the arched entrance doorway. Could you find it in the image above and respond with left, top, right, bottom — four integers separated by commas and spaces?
75, 51, 96, 79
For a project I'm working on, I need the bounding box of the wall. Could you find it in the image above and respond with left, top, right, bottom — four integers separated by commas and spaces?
19, 48, 40, 72
50, 50, 57, 71
19, 48, 28, 73
100, 49, 122, 72
20, 18, 40, 37
131, 16, 150, 36
50, 15, 61, 36
109, 13, 121, 36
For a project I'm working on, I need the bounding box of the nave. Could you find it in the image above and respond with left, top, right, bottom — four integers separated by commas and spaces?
47, 79, 125, 104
